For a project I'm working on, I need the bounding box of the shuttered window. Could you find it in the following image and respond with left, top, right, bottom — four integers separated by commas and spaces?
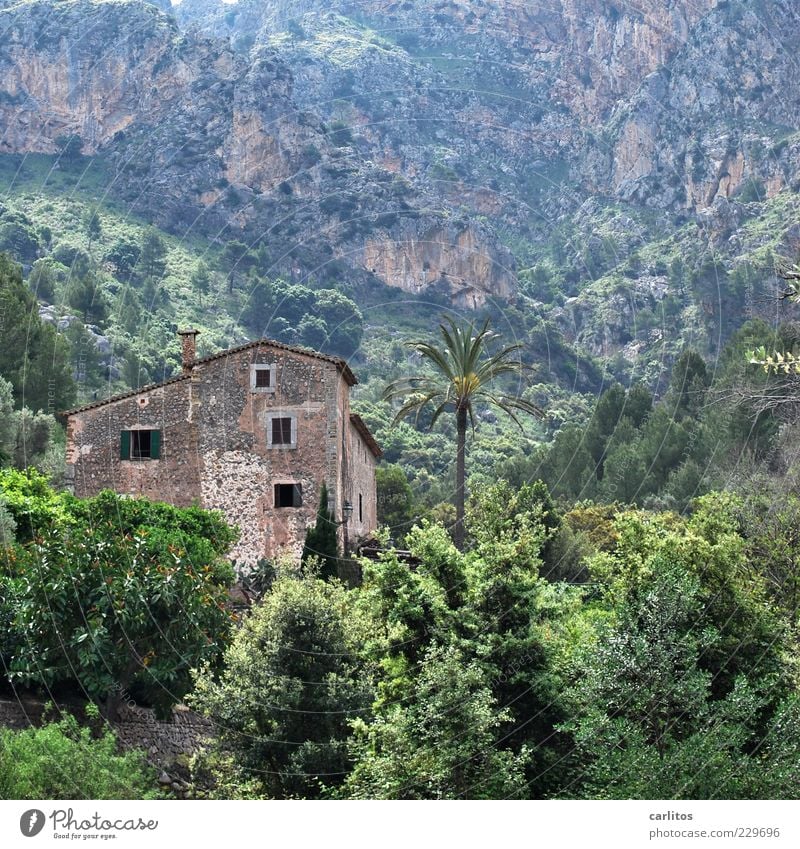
120, 429, 161, 460
266, 414, 297, 448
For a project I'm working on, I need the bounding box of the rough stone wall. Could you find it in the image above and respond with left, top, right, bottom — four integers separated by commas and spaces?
193, 344, 348, 565
112, 703, 213, 766
65, 377, 201, 505
0, 698, 211, 768
347, 421, 378, 542
0, 697, 45, 730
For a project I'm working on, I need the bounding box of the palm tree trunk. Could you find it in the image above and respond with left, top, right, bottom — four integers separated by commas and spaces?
454, 406, 467, 550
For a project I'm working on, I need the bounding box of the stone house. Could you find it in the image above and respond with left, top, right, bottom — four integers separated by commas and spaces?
63, 331, 381, 566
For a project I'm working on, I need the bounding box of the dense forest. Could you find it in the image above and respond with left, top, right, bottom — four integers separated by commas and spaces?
3, 464, 800, 799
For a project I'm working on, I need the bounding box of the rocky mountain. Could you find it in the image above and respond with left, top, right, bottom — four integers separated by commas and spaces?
0, 0, 516, 306
174, 0, 800, 211
3, 0, 800, 368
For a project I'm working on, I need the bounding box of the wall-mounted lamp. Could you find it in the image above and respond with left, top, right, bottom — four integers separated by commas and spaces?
341, 500, 353, 523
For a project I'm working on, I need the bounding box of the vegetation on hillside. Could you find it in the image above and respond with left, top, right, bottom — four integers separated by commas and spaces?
6, 0, 800, 805
183, 484, 800, 800
2, 286, 800, 799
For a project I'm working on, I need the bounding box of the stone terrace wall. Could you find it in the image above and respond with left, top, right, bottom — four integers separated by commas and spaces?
0, 697, 213, 768
113, 703, 213, 766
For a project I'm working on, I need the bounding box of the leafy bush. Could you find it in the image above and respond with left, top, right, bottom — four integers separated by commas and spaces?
0, 474, 238, 717
0, 467, 70, 542
104, 238, 141, 281
0, 569, 23, 674
0, 221, 41, 263
190, 572, 371, 799
66, 489, 238, 560
0, 708, 162, 800
342, 645, 529, 799
8, 508, 236, 717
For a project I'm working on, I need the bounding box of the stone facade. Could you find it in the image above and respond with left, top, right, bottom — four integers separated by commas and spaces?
64, 335, 381, 566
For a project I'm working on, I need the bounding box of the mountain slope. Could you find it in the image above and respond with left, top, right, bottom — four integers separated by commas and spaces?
3, 0, 800, 388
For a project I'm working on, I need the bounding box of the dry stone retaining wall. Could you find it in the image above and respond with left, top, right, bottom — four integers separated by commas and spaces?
0, 697, 213, 768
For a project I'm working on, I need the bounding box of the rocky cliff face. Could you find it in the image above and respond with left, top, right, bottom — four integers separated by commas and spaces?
4, 0, 800, 328
360, 219, 516, 308
177, 0, 719, 127
608, 1, 800, 208
175, 0, 800, 221
0, 0, 184, 154
0, 0, 514, 302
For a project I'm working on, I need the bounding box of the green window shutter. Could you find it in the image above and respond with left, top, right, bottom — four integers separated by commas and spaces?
120, 430, 130, 460
150, 430, 161, 460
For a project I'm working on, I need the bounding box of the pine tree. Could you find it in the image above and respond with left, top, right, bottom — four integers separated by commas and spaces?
302, 482, 340, 580
0, 253, 75, 412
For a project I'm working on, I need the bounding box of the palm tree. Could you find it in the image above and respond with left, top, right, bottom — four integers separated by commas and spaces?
382, 316, 542, 550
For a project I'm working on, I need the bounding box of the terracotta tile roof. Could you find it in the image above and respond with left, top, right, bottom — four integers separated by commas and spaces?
350, 413, 383, 458
62, 338, 357, 416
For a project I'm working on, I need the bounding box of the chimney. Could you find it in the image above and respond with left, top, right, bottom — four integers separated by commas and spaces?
177, 328, 200, 375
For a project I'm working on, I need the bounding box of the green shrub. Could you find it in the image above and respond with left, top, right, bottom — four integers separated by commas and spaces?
0, 709, 162, 800
9, 513, 236, 718
0, 475, 238, 717
0, 467, 70, 541
190, 572, 371, 798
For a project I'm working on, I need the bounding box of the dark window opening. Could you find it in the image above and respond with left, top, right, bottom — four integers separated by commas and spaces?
132, 430, 151, 459
121, 429, 161, 460
272, 417, 292, 445
359, 493, 363, 523
255, 368, 272, 388
275, 483, 302, 508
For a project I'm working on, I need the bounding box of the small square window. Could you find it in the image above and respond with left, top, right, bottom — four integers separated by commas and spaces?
251, 364, 276, 392
275, 483, 302, 508
266, 413, 296, 448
